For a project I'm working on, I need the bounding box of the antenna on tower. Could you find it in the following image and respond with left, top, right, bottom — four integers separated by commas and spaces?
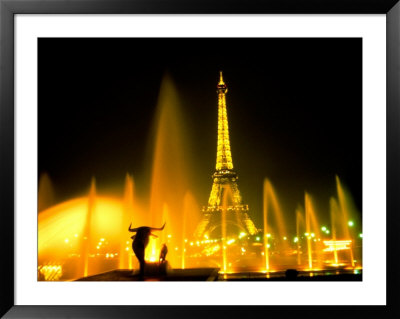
219, 71, 224, 85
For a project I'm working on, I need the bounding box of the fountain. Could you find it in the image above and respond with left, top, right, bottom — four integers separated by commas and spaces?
82, 178, 96, 277
262, 178, 289, 272
221, 188, 228, 273
145, 74, 193, 268
329, 197, 340, 266
38, 73, 362, 281
181, 191, 198, 269
38, 172, 55, 212
304, 193, 323, 270
335, 175, 356, 267
120, 174, 135, 270
38, 189, 127, 280
295, 207, 304, 266
38, 74, 200, 280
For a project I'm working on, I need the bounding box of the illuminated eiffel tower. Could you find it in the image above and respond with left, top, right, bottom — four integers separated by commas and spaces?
194, 72, 258, 239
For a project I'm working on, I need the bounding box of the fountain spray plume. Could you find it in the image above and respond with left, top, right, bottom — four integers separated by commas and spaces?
263, 178, 289, 271
121, 174, 135, 269
181, 199, 187, 269
329, 197, 340, 265
82, 177, 96, 277
181, 192, 189, 269
221, 185, 235, 273
181, 191, 201, 269
295, 207, 305, 266
304, 193, 323, 270
335, 175, 357, 267
147, 73, 192, 267
263, 180, 270, 271
38, 172, 55, 212
304, 193, 313, 270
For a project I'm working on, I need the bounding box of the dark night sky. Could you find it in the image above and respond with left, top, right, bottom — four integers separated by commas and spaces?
38, 38, 362, 230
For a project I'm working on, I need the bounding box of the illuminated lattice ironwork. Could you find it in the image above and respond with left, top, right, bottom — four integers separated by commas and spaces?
195, 72, 258, 238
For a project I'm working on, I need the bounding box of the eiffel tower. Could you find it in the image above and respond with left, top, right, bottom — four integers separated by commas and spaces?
194, 72, 258, 239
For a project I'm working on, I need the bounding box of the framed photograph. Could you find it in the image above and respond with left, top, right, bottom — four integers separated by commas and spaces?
1, 0, 399, 318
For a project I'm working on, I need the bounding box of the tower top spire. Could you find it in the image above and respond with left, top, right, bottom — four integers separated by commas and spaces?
215, 71, 232, 171
217, 71, 227, 94
219, 71, 224, 85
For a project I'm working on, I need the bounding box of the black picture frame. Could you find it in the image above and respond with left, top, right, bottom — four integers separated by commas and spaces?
1, 0, 399, 318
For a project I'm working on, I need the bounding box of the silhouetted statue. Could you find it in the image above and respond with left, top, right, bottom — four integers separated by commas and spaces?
285, 269, 299, 280
159, 244, 168, 264
128, 222, 165, 278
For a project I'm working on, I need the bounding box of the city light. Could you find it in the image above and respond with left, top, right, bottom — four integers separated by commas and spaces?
323, 240, 352, 252
38, 265, 62, 281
